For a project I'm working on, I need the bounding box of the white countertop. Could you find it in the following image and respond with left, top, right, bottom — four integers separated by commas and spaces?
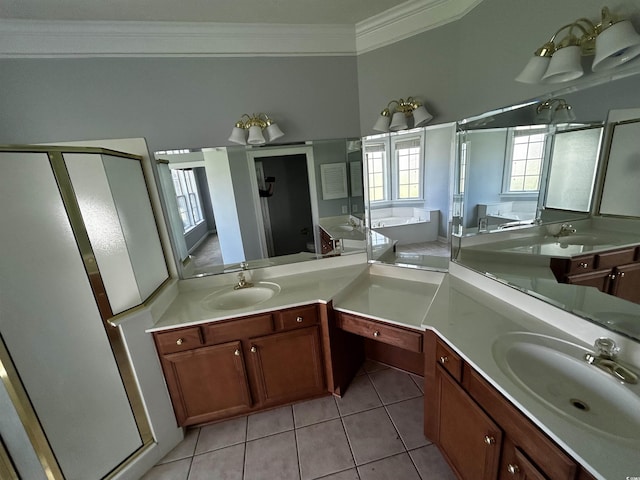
148, 263, 368, 332
332, 264, 444, 330
146, 257, 639, 479
425, 272, 640, 480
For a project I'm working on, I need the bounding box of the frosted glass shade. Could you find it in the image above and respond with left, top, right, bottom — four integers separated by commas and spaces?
265, 122, 284, 142
247, 125, 266, 145
553, 105, 576, 123
515, 55, 551, 83
228, 126, 247, 145
389, 111, 408, 131
373, 114, 391, 132
535, 106, 553, 124
592, 20, 640, 71
412, 105, 433, 127
542, 46, 583, 83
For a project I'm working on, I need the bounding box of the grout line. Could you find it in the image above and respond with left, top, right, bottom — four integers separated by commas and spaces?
293, 423, 302, 480
241, 416, 248, 480
184, 427, 201, 480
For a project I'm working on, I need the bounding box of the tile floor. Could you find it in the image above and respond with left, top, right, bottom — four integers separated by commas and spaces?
142, 361, 455, 480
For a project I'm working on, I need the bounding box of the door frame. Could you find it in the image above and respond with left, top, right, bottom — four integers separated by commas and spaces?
246, 145, 319, 257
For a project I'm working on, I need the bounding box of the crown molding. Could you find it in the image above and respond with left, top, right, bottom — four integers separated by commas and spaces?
0, 0, 484, 58
356, 0, 484, 54
0, 20, 356, 57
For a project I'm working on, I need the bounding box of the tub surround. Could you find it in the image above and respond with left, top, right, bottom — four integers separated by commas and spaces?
147, 256, 639, 480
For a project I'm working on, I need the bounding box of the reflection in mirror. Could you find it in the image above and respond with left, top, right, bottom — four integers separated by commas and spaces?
453, 72, 640, 342
363, 124, 455, 271
154, 139, 365, 278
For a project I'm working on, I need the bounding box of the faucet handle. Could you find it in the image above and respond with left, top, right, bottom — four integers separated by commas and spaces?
594, 337, 620, 359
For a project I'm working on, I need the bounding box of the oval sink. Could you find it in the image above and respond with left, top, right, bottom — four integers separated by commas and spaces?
201, 282, 280, 311
492, 332, 640, 439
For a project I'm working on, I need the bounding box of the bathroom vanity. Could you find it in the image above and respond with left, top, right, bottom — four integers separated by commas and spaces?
153, 304, 326, 426
147, 260, 640, 480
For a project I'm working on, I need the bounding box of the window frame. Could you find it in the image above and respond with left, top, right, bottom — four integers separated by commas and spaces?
502, 126, 550, 195
392, 134, 424, 201
171, 168, 205, 233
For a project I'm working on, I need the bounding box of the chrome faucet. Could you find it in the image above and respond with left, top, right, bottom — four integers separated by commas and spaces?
584, 338, 638, 384
555, 223, 577, 237
234, 271, 253, 290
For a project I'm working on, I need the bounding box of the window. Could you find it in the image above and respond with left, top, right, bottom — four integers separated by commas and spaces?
458, 141, 468, 194
171, 169, 204, 233
395, 137, 422, 199
504, 126, 549, 193
365, 143, 388, 202
364, 133, 424, 203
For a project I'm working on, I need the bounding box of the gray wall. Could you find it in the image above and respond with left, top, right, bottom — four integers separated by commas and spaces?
0, 56, 361, 151
357, 0, 640, 136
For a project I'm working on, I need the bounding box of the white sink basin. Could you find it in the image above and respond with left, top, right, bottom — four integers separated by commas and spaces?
333, 225, 355, 232
492, 332, 640, 439
201, 282, 280, 311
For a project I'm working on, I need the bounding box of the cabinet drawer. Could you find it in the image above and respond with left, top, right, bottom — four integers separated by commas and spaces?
275, 304, 319, 331
464, 365, 577, 480
435, 339, 463, 382
566, 255, 595, 274
337, 313, 422, 353
204, 314, 274, 345
595, 247, 636, 269
155, 327, 203, 354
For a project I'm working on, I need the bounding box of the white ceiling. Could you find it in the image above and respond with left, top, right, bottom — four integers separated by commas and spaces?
1, 0, 407, 24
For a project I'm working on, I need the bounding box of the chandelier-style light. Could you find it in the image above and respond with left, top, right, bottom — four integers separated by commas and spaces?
372, 97, 433, 133
228, 113, 284, 145
516, 7, 640, 85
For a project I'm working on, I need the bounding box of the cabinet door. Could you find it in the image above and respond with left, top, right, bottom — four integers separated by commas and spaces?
565, 269, 611, 292
610, 263, 640, 303
249, 326, 325, 406
499, 438, 547, 480
162, 341, 252, 426
436, 367, 502, 480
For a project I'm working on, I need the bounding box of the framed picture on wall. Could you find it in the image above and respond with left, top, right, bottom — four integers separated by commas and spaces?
320, 163, 348, 200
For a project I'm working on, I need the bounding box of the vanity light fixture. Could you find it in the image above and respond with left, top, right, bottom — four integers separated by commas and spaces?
516, 6, 640, 84
535, 98, 576, 124
372, 97, 433, 132
228, 113, 284, 145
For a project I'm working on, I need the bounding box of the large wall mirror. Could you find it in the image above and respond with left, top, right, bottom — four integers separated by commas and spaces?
453, 68, 640, 342
362, 123, 456, 272
154, 138, 365, 278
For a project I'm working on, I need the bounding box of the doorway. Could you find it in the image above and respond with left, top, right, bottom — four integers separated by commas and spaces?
247, 146, 319, 258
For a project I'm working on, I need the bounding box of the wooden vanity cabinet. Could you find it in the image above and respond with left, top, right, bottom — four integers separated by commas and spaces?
424, 331, 592, 480
249, 325, 325, 406
550, 245, 640, 304
154, 305, 326, 426
435, 364, 502, 479
160, 340, 253, 426
334, 311, 424, 376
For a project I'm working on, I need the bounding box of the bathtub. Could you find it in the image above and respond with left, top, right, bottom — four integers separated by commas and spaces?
370, 207, 439, 245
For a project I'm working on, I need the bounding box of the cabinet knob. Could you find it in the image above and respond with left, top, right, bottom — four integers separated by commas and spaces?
620, 272, 625, 278
373, 331, 380, 337
507, 464, 520, 475
579, 262, 589, 268
296, 316, 303, 323
176, 338, 184, 346
609, 273, 617, 280
234, 349, 240, 356
250, 346, 257, 353
439, 356, 449, 364
483, 435, 496, 445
